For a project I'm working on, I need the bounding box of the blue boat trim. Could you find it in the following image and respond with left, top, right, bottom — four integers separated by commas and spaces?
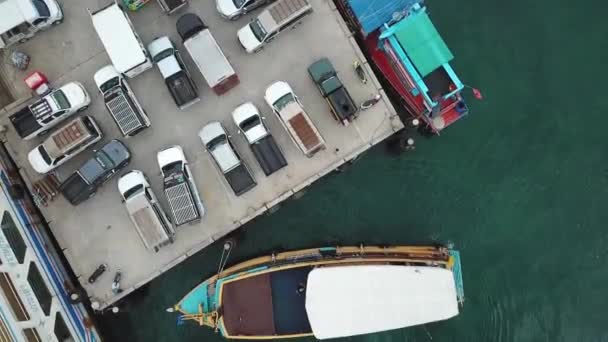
449, 250, 465, 305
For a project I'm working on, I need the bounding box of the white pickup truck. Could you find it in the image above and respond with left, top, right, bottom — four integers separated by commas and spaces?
94, 65, 151, 137
9, 82, 90, 140
232, 102, 287, 176
157, 146, 204, 226
148, 36, 200, 110
199, 122, 257, 196
264, 81, 325, 157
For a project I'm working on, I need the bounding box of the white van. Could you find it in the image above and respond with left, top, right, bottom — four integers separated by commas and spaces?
0, 0, 63, 48
118, 170, 175, 252
237, 0, 312, 53
90, 3, 152, 78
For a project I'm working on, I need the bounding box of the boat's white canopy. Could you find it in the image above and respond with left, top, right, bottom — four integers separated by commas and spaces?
305, 265, 459, 339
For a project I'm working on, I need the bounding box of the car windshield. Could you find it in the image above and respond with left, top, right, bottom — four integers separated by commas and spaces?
273, 93, 295, 111
123, 184, 144, 200
96, 152, 114, 170
240, 116, 261, 132
207, 135, 226, 151
161, 161, 183, 176
32, 0, 50, 17
233, 0, 246, 8
153, 48, 174, 63
99, 76, 119, 94
250, 19, 267, 42
37, 145, 52, 165
51, 90, 71, 110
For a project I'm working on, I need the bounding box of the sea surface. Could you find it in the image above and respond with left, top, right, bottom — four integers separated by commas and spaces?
96, 0, 608, 340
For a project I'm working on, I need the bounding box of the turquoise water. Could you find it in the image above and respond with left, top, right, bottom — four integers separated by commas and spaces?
96, 0, 608, 340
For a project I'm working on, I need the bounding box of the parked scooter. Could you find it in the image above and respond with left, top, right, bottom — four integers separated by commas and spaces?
111, 271, 123, 294
353, 60, 367, 84
88, 264, 107, 284
360, 94, 382, 110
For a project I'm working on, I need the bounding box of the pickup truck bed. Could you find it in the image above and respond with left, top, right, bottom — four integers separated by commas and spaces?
59, 173, 94, 205
325, 86, 357, 122
105, 88, 146, 136
225, 164, 256, 196
166, 72, 198, 109
308, 57, 357, 123
158, 0, 187, 13
10, 107, 41, 138
165, 179, 200, 226
251, 135, 287, 176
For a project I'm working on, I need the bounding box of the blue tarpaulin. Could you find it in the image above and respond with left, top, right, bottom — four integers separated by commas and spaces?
347, 0, 421, 35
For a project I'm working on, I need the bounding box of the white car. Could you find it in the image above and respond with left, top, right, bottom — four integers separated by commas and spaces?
27, 116, 102, 173
216, 0, 273, 20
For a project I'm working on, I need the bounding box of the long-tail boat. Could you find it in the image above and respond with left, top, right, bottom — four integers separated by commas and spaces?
171, 245, 464, 339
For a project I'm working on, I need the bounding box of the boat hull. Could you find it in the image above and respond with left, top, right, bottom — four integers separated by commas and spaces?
173, 245, 463, 339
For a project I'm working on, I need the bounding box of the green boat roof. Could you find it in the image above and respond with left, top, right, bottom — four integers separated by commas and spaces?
394, 11, 454, 77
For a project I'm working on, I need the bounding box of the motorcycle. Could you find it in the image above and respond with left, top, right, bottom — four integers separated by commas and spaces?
360, 94, 382, 110
88, 264, 107, 284
112, 271, 123, 294
353, 60, 367, 84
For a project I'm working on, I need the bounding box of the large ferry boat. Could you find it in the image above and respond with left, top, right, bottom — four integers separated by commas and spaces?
171, 245, 464, 339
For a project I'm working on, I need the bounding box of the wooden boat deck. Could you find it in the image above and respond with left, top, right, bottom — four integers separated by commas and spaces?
221, 266, 313, 337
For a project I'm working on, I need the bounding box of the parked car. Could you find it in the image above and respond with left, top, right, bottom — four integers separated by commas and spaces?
90, 3, 152, 78
232, 102, 287, 176
94, 65, 151, 137
156, 0, 188, 14
148, 36, 200, 110
28, 116, 102, 174
237, 0, 312, 53
264, 81, 325, 157
118, 170, 175, 252
157, 146, 204, 226
308, 57, 358, 125
216, 0, 274, 20
0, 0, 63, 48
176, 13, 239, 95
59, 140, 131, 205
9, 82, 90, 140
199, 122, 257, 196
